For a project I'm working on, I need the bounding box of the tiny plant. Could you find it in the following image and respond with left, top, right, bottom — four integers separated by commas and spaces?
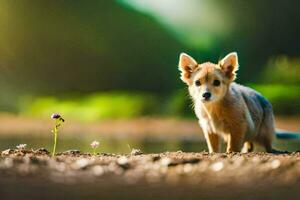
16, 144, 27, 150
127, 144, 142, 155
127, 144, 132, 152
51, 113, 65, 157
90, 140, 100, 155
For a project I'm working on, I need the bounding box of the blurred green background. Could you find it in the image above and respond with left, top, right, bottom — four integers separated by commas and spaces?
0, 0, 299, 121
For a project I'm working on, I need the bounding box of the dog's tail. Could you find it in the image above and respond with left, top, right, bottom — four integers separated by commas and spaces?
275, 129, 300, 139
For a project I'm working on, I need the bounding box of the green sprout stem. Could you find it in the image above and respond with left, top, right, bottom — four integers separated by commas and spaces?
52, 120, 60, 157
93, 148, 97, 155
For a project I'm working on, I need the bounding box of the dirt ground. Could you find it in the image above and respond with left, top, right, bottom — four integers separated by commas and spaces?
0, 149, 299, 200
0, 114, 299, 199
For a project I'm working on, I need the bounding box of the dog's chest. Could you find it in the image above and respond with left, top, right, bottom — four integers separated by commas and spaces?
195, 104, 229, 135
198, 114, 226, 135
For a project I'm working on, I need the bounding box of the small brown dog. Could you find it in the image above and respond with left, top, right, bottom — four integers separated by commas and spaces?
178, 52, 278, 153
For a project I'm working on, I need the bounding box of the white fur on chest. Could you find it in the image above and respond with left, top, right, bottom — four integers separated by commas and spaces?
195, 102, 227, 136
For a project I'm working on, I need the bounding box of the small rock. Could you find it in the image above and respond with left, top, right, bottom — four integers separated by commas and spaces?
64, 150, 81, 155
117, 156, 128, 165
74, 158, 89, 169
55, 162, 66, 172
160, 157, 172, 166
210, 161, 224, 172
4, 158, 14, 168
152, 155, 161, 162
22, 155, 31, 164
251, 157, 261, 163
183, 164, 193, 173
270, 159, 281, 169
117, 156, 130, 169
131, 148, 143, 156
35, 148, 50, 155
92, 165, 104, 176
108, 163, 117, 172
1, 149, 14, 156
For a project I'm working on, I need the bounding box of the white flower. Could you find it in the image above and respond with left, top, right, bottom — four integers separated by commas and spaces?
16, 144, 27, 150
90, 141, 100, 149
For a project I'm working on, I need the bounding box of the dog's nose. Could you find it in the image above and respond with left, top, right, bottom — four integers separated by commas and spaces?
202, 92, 211, 100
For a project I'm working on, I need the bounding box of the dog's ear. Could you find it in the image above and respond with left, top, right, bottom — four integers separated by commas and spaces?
219, 52, 239, 81
178, 53, 198, 84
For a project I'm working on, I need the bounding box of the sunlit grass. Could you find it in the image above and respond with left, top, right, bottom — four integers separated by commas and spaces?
19, 92, 157, 121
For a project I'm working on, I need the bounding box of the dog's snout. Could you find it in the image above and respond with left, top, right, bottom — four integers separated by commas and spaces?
202, 92, 211, 100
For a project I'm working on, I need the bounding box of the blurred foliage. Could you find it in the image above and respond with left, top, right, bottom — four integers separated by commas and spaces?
261, 56, 300, 84
253, 56, 300, 115
19, 90, 194, 121
20, 92, 157, 121
163, 89, 193, 118
0, 0, 184, 96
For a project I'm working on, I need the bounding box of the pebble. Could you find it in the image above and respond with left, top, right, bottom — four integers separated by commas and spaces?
107, 163, 117, 172
270, 159, 281, 169
252, 157, 261, 163
160, 157, 171, 166
1, 149, 13, 156
64, 150, 81, 155
35, 148, 50, 155
74, 158, 89, 169
131, 148, 143, 156
210, 161, 224, 172
183, 164, 193, 173
55, 162, 66, 172
92, 165, 104, 176
4, 158, 14, 168
117, 156, 129, 165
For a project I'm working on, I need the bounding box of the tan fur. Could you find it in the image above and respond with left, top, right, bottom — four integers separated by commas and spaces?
178, 52, 275, 153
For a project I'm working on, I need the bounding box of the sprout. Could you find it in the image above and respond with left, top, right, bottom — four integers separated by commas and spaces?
16, 144, 27, 150
90, 140, 100, 155
51, 113, 65, 157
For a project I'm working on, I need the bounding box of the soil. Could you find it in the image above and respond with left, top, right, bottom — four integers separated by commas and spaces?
1, 149, 299, 200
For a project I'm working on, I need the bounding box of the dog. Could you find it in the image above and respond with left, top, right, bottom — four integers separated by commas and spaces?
178, 52, 280, 153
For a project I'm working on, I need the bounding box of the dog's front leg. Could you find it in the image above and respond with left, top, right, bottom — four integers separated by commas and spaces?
203, 131, 220, 153
226, 133, 244, 153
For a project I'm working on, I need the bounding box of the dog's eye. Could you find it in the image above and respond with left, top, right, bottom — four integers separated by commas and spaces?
195, 80, 201, 86
213, 80, 221, 86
